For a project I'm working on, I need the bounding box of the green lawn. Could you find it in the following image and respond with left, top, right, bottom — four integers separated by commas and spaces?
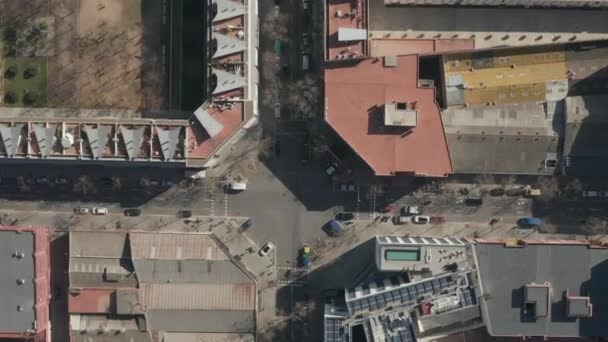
2, 57, 47, 107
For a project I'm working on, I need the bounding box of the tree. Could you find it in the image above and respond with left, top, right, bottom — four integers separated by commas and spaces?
73, 175, 97, 195
4, 91, 18, 104
4, 66, 17, 79
23, 91, 38, 105
285, 76, 323, 119
24, 66, 37, 79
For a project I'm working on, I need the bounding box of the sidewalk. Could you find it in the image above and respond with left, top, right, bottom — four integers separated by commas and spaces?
307, 219, 596, 273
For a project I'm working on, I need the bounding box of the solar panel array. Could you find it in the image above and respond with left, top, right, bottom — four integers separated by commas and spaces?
325, 318, 346, 342
347, 275, 455, 314
379, 315, 416, 342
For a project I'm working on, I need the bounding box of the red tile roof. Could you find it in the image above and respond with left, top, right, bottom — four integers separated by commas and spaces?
325, 55, 452, 176
187, 102, 244, 160
68, 288, 114, 313
326, 0, 367, 60
370, 38, 475, 56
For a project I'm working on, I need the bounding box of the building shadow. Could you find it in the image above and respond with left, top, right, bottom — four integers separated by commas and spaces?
49, 234, 69, 342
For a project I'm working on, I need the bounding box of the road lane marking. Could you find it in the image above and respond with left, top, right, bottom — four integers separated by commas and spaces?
224, 192, 228, 216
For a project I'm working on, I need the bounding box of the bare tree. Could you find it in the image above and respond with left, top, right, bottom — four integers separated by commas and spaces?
73, 175, 97, 195
537, 176, 560, 202
16, 176, 31, 192
261, 51, 280, 81
258, 137, 273, 160
261, 13, 288, 39
474, 174, 495, 185
538, 222, 558, 234
286, 76, 323, 119
582, 217, 608, 236
500, 175, 517, 187
564, 178, 584, 197
111, 177, 122, 191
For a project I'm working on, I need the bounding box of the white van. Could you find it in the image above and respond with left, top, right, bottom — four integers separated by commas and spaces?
301, 53, 310, 71
227, 182, 247, 192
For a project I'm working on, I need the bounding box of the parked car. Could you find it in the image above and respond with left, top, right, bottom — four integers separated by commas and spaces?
582, 190, 600, 198
489, 188, 505, 196
124, 208, 141, 217
335, 212, 355, 221
517, 217, 543, 228
54, 177, 70, 185
322, 219, 345, 237
393, 215, 411, 225
91, 207, 108, 215
259, 242, 275, 256
337, 183, 356, 192
465, 198, 483, 206
241, 218, 254, 231
400, 205, 420, 216
325, 162, 339, 177
36, 177, 48, 184
303, 0, 310, 10
302, 32, 310, 50
73, 207, 90, 215
176, 210, 192, 218
301, 53, 310, 71
226, 182, 247, 192
378, 204, 395, 213
412, 215, 430, 224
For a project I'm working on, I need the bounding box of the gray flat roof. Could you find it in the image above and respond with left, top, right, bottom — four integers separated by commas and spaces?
442, 102, 560, 175
474, 243, 608, 337
0, 230, 36, 332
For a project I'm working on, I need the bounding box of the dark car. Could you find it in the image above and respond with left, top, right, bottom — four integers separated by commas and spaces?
322, 219, 345, 237
465, 198, 483, 206
489, 188, 505, 196
124, 208, 141, 217
240, 218, 254, 231
176, 210, 192, 218
334, 212, 355, 221
517, 217, 543, 228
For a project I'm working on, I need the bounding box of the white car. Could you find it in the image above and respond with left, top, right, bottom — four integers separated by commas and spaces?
259, 242, 275, 256
582, 191, 599, 198
91, 207, 108, 215
73, 207, 90, 215
412, 215, 430, 224
401, 205, 420, 216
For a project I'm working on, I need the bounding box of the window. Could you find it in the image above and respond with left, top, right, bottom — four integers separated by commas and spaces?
385, 249, 420, 261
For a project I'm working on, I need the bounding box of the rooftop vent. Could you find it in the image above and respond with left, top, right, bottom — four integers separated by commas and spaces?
16, 279, 25, 286
384, 56, 398, 68
566, 290, 592, 318
524, 282, 551, 319
385, 101, 417, 127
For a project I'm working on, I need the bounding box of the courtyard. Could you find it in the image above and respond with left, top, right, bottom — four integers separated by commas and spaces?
0, 0, 169, 116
